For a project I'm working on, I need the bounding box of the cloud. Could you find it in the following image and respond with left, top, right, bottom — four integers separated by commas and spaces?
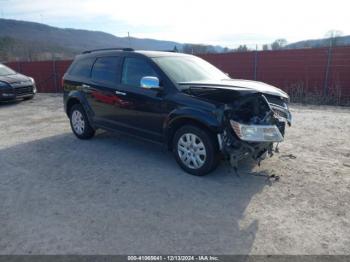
1, 0, 350, 47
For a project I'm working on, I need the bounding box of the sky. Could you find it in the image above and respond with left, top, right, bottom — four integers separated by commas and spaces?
0, 0, 349, 48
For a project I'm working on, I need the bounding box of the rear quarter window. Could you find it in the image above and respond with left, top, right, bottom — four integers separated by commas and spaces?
68, 57, 95, 78
91, 56, 122, 85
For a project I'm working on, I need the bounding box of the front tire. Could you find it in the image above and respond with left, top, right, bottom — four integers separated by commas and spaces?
69, 104, 95, 139
173, 125, 220, 176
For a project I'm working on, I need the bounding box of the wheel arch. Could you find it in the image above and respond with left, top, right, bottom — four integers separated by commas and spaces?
66, 97, 81, 115
65, 91, 95, 126
164, 109, 222, 150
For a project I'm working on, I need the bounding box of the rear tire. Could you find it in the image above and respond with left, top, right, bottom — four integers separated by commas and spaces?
69, 104, 95, 139
173, 125, 220, 176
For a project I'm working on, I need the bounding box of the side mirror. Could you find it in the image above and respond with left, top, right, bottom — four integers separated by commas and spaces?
140, 76, 161, 90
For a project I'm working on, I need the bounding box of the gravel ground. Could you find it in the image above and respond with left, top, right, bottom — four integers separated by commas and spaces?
0, 94, 349, 255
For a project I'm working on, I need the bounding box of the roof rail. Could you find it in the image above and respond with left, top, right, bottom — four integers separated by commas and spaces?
163, 50, 179, 53
82, 48, 134, 54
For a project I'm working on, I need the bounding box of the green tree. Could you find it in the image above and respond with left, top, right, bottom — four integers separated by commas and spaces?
262, 44, 270, 51
235, 45, 249, 52
325, 30, 343, 47
182, 44, 211, 54
271, 39, 287, 50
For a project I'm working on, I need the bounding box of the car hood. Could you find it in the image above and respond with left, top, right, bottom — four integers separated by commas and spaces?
179, 79, 289, 101
0, 73, 31, 84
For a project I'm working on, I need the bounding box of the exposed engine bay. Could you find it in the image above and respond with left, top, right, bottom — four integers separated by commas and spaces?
219, 93, 292, 170
181, 81, 292, 170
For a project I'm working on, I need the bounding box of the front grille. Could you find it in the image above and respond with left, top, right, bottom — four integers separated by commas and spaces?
272, 107, 289, 120
264, 94, 287, 108
14, 86, 33, 95
11, 81, 32, 87
270, 105, 292, 125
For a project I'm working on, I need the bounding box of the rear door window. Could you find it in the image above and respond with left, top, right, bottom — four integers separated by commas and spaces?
69, 58, 95, 78
91, 56, 122, 85
121, 57, 158, 87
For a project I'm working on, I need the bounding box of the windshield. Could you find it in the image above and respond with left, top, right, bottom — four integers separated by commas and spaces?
152, 56, 229, 83
0, 64, 16, 76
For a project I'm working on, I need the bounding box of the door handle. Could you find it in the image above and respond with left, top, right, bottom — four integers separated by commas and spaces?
82, 84, 91, 88
115, 90, 127, 96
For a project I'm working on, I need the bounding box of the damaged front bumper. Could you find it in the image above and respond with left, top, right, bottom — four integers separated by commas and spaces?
218, 94, 292, 169
218, 128, 278, 169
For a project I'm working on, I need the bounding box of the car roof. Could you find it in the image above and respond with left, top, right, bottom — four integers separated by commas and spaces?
135, 50, 192, 58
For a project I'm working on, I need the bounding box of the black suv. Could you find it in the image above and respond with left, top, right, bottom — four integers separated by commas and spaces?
63, 48, 292, 176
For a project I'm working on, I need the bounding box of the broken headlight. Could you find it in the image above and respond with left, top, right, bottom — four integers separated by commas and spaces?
230, 120, 284, 142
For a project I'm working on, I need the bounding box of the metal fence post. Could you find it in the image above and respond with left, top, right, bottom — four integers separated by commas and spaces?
324, 41, 333, 96
53, 59, 58, 92
17, 61, 22, 73
254, 46, 258, 80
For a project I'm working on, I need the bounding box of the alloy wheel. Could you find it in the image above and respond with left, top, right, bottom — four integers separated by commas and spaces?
71, 110, 85, 135
177, 133, 207, 169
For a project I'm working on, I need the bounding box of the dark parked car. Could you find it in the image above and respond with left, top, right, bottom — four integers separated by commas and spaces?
63, 48, 292, 176
0, 63, 36, 101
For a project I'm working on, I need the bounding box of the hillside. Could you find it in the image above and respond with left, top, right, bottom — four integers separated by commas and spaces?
0, 19, 184, 51
286, 35, 350, 49
2, 18, 349, 62
0, 19, 232, 62
0, 19, 187, 61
